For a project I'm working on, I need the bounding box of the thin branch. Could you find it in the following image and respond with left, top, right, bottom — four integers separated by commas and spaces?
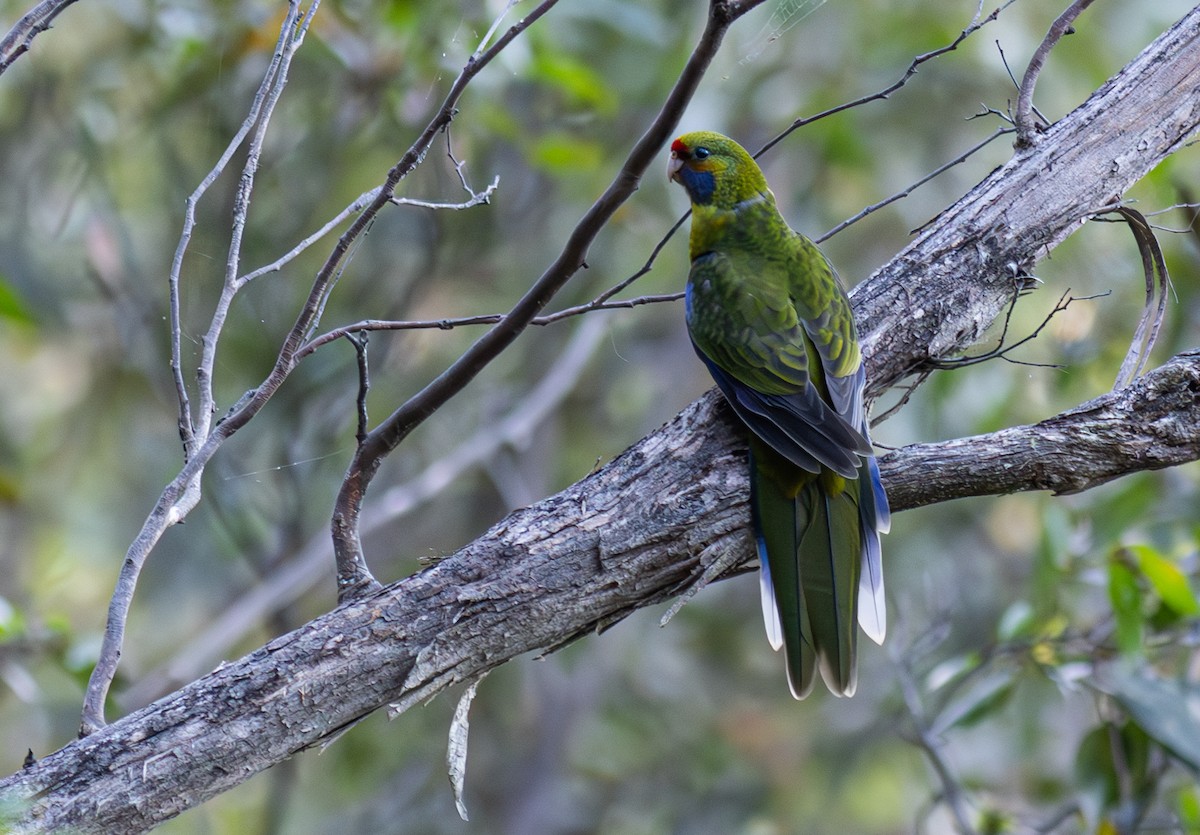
80, 0, 318, 738
925, 288, 1091, 371
536, 291, 686, 325
757, 0, 1020, 158
328, 0, 767, 600
237, 188, 382, 285
993, 40, 1050, 130
1014, 0, 1098, 148
576, 210, 691, 310
0, 0, 80, 74
349, 332, 370, 446
816, 126, 1015, 243
391, 134, 500, 211
195, 0, 320, 444
870, 370, 930, 428
893, 647, 978, 835
389, 178, 498, 211
168, 1, 310, 455
79, 0, 563, 736
294, 292, 684, 359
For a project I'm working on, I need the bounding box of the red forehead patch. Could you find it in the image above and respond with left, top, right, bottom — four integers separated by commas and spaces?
670, 138, 687, 153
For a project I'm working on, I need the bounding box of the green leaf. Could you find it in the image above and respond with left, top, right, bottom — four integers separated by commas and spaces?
996, 599, 1034, 641
1107, 553, 1143, 656
1129, 543, 1200, 617
529, 49, 618, 115
529, 133, 603, 175
1094, 665, 1200, 773
1074, 725, 1117, 830
0, 276, 35, 325
1178, 784, 1200, 831
1074, 721, 1154, 833
0, 596, 24, 639
925, 652, 981, 691
930, 670, 1015, 735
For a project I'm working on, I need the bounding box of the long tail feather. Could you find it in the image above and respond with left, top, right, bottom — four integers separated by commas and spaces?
750, 447, 816, 698
752, 440, 879, 699
857, 457, 889, 644
798, 483, 861, 696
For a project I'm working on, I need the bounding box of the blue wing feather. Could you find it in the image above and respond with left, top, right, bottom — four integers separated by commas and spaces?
696, 348, 869, 478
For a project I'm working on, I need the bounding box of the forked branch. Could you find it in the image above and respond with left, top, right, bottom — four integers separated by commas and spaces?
78, 0, 564, 735
327, 0, 769, 600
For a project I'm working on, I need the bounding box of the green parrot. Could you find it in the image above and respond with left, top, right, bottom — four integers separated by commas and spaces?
668, 130, 889, 698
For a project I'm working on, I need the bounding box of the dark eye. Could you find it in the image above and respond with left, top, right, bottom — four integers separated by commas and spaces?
693, 147, 710, 160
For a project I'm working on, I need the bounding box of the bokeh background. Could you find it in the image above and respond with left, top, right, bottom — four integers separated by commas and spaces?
1, 0, 1199, 831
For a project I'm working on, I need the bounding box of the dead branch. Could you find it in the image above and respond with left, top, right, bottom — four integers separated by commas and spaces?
2, 346, 1199, 832
1015, 0, 1099, 147
0, 0, 80, 74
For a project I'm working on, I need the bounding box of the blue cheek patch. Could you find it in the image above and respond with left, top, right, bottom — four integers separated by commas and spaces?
681, 167, 716, 204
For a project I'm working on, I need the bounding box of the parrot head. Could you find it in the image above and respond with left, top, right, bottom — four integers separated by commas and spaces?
668, 131, 770, 208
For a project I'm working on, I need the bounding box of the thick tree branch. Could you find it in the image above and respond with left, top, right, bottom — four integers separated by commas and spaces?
855, 3, 1200, 398
3, 346, 1199, 832
881, 349, 1200, 511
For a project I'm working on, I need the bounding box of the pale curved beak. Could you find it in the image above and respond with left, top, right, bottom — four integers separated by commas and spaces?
667, 153, 683, 182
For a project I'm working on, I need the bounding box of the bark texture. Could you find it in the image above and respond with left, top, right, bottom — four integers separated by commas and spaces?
856, 4, 1200, 394
3, 6, 1200, 833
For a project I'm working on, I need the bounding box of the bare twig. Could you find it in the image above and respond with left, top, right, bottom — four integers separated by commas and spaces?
536, 291, 686, 325
194, 1, 320, 445
758, 0, 1019, 158
390, 183, 498, 211
168, 1, 312, 456
80, 0, 562, 736
893, 647, 978, 835
349, 332, 370, 446
295, 291, 684, 358
328, 0, 767, 601
80, 0, 320, 738
926, 288, 1098, 371
817, 126, 1015, 243
237, 187, 383, 286
1014, 0, 1098, 148
569, 211, 691, 313
993, 40, 1051, 130
870, 370, 930, 427
0, 0, 80, 74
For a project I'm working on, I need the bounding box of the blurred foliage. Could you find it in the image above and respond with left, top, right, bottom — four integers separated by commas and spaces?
1, 0, 1199, 832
